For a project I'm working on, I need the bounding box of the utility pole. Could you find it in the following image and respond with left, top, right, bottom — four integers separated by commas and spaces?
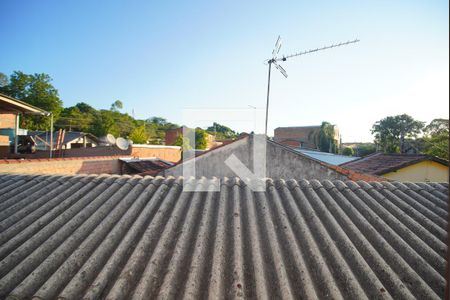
264, 36, 360, 137
49, 113, 53, 158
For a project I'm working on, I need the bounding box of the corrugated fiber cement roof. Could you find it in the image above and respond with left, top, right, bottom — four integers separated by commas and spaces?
0, 173, 448, 299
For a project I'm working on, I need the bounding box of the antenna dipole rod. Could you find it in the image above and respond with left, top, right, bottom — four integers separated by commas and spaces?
277, 39, 359, 61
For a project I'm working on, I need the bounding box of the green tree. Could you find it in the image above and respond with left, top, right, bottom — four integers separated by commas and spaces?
57, 106, 93, 132
0, 71, 63, 129
75, 102, 96, 114
110, 100, 123, 112
355, 143, 377, 157
195, 128, 208, 150
421, 119, 449, 159
145, 116, 179, 142
318, 122, 338, 153
91, 110, 117, 137
342, 147, 355, 156
129, 125, 149, 144
371, 114, 425, 153
174, 134, 192, 151
207, 122, 238, 139
0, 73, 8, 87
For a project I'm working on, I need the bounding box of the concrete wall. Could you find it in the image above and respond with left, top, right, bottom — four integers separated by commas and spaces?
383, 160, 449, 182
162, 135, 350, 181
0, 156, 122, 175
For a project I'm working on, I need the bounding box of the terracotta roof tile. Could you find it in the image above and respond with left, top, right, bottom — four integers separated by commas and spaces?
340, 153, 449, 175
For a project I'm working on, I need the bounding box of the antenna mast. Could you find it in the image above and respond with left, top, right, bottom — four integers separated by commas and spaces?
264, 37, 360, 137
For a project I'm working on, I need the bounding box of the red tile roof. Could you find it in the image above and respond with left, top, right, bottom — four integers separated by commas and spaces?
340, 153, 449, 175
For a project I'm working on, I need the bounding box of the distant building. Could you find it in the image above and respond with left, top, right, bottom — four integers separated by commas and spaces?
340, 153, 449, 182
0, 93, 49, 157
274, 125, 340, 149
295, 148, 360, 165
28, 131, 99, 150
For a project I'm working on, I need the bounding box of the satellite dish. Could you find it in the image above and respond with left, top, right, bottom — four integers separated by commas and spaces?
106, 134, 116, 144
99, 134, 116, 146
115, 137, 129, 150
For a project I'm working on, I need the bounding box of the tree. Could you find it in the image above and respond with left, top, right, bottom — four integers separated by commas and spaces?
195, 128, 208, 150
0, 73, 8, 87
57, 106, 93, 132
354, 143, 377, 157
318, 122, 338, 153
129, 125, 149, 144
342, 147, 355, 156
174, 134, 192, 151
145, 116, 179, 143
91, 110, 117, 137
421, 119, 449, 159
0, 71, 63, 129
371, 114, 425, 153
207, 122, 238, 139
110, 100, 123, 112
75, 102, 96, 114
148, 117, 168, 126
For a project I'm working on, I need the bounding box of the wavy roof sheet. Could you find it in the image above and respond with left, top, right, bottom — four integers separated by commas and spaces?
0, 173, 447, 299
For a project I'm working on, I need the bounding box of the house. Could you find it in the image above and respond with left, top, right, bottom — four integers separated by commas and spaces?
0, 93, 49, 156
28, 131, 100, 151
340, 152, 449, 182
165, 126, 218, 149
295, 148, 360, 165
0, 173, 446, 299
160, 134, 380, 181
274, 125, 340, 149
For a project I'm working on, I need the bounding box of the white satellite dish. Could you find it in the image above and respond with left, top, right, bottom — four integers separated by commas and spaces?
106, 134, 116, 144
99, 134, 116, 146
115, 137, 129, 150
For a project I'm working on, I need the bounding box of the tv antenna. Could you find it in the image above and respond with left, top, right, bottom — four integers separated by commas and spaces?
264, 36, 360, 136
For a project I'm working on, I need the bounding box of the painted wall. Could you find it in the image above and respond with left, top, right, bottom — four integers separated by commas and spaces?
0, 156, 123, 175
383, 160, 448, 182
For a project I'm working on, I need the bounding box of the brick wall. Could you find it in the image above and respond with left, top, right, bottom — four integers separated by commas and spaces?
131, 145, 181, 162
0, 156, 124, 175
7, 145, 181, 162
274, 126, 320, 148
165, 128, 183, 145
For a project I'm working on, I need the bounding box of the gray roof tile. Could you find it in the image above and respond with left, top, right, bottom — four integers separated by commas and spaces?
0, 173, 447, 299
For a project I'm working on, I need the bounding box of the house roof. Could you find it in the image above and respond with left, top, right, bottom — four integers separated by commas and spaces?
120, 157, 174, 176
0, 93, 49, 115
28, 131, 99, 146
0, 173, 447, 299
295, 148, 360, 165
340, 152, 449, 175
163, 134, 382, 181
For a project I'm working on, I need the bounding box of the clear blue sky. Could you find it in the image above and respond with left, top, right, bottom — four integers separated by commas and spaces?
1, 0, 448, 142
